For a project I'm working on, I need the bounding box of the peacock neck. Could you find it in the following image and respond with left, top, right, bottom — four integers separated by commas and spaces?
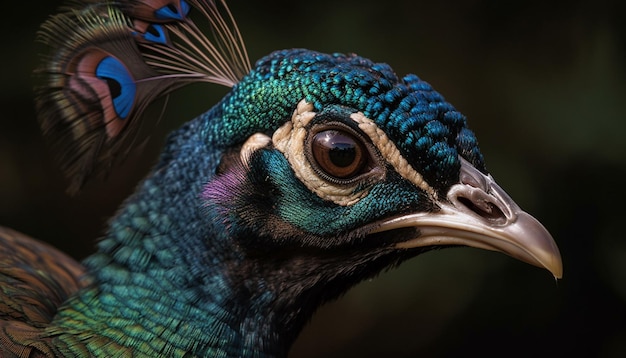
48, 110, 290, 357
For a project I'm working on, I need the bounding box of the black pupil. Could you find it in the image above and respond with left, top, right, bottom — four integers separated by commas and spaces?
328, 141, 356, 167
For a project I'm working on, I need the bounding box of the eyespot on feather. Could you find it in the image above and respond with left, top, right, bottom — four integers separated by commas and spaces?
131, 21, 170, 45
95, 56, 137, 136
66, 49, 136, 140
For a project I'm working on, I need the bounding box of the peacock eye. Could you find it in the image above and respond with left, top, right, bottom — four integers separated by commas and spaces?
310, 129, 368, 180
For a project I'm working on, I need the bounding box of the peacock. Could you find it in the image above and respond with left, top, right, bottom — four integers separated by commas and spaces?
0, 0, 562, 356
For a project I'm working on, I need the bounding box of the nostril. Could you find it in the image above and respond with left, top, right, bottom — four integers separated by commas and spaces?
457, 196, 506, 222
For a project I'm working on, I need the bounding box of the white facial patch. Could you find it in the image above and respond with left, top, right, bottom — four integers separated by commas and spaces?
240, 133, 272, 164
272, 100, 373, 206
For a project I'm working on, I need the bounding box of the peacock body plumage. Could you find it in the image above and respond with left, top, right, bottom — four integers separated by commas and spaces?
0, 1, 562, 357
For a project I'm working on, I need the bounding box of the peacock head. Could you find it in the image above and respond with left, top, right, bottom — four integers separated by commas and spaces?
201, 49, 562, 282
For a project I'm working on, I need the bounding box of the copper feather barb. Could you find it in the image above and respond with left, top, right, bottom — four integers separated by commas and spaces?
34, 0, 250, 194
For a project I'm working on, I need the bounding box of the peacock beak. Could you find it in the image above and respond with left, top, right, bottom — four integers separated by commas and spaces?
372, 158, 563, 279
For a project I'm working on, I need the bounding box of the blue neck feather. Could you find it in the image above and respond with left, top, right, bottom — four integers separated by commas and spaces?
50, 104, 283, 356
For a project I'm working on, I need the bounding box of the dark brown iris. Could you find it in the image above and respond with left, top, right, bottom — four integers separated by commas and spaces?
311, 130, 367, 179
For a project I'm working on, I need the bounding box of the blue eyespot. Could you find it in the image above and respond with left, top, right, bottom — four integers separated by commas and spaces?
96, 56, 136, 119
142, 24, 168, 44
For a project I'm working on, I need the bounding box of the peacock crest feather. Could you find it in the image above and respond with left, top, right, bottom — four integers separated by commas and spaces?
34, 0, 250, 193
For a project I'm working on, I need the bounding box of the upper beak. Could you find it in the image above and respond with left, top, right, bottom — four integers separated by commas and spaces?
372, 158, 563, 279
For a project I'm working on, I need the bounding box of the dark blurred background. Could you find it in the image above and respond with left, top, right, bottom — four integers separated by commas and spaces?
1, 0, 625, 357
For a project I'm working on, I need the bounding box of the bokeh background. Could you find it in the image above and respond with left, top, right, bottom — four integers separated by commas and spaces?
1, 0, 625, 357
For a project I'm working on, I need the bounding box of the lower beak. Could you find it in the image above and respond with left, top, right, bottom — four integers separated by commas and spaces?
372, 158, 563, 279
